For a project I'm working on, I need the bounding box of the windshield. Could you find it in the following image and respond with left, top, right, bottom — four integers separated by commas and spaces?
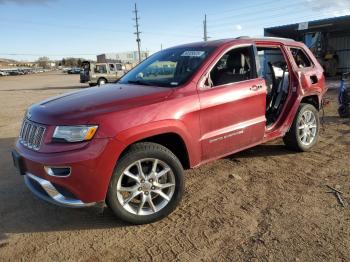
119, 47, 215, 87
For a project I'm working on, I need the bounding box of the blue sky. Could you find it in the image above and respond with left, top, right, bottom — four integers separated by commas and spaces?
0, 0, 349, 61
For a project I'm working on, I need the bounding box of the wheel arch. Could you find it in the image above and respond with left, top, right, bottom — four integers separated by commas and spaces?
115, 121, 200, 169
278, 93, 322, 137
98, 77, 108, 85
119, 133, 190, 169
300, 94, 321, 110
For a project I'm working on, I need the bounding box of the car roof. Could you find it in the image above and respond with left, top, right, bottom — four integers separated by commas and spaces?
168, 36, 301, 50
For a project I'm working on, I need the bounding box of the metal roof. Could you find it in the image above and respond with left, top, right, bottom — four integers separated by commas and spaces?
170, 36, 299, 50
264, 15, 350, 39
235, 36, 295, 41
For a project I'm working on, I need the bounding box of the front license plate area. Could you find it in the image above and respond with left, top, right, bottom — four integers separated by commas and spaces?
12, 151, 26, 176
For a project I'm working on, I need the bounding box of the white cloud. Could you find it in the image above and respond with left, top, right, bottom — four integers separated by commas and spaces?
235, 24, 242, 31
304, 0, 350, 16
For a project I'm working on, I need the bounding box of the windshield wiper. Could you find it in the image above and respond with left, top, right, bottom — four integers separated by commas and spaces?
127, 80, 155, 86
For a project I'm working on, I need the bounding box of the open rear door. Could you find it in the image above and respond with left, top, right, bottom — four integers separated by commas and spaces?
80, 61, 91, 83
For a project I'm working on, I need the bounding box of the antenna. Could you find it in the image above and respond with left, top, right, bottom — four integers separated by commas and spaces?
133, 3, 142, 63
203, 14, 208, 41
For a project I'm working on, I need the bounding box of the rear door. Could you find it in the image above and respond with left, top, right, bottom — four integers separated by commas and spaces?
108, 63, 118, 81
116, 63, 124, 79
289, 47, 323, 95
80, 61, 90, 82
198, 44, 267, 161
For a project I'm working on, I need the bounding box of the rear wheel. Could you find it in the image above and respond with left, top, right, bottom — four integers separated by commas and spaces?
107, 142, 184, 224
97, 78, 107, 86
283, 103, 320, 151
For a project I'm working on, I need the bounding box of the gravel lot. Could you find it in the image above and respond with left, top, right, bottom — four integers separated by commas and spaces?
0, 72, 349, 261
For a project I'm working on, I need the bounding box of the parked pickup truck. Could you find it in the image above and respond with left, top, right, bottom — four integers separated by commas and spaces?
12, 37, 326, 224
80, 61, 125, 86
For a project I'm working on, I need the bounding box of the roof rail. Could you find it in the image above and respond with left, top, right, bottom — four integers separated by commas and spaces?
235, 36, 295, 41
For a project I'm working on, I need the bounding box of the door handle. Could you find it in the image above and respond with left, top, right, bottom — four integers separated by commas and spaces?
250, 85, 262, 91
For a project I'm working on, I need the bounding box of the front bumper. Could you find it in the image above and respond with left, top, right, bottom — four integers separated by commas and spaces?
24, 173, 96, 207
14, 137, 126, 207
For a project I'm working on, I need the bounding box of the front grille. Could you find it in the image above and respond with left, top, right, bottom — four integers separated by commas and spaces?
19, 119, 46, 150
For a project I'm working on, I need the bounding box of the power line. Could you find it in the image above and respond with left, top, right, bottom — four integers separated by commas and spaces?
133, 3, 142, 63
206, 0, 282, 16
208, 7, 350, 30
0, 16, 201, 40
208, 1, 305, 25
208, 12, 350, 38
142, 30, 201, 39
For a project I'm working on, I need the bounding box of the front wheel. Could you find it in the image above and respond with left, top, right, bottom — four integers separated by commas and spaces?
107, 142, 184, 224
283, 103, 320, 151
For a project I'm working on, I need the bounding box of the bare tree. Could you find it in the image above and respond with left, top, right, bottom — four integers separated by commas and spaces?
37, 56, 50, 69
61, 57, 84, 67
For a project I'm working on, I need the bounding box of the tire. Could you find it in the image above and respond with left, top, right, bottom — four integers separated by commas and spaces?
107, 142, 184, 224
338, 105, 350, 118
283, 103, 320, 152
97, 78, 107, 86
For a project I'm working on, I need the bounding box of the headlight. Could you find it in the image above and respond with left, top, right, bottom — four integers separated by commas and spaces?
53, 125, 98, 142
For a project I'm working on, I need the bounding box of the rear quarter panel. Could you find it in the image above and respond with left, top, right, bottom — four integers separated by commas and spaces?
289, 43, 326, 106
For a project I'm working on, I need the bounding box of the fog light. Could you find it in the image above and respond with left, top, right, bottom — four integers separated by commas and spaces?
44, 166, 71, 177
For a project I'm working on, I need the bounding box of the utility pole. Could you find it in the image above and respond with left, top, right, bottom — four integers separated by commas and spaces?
133, 3, 141, 63
203, 14, 208, 42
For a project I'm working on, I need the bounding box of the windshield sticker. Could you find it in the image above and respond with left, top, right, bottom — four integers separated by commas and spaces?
170, 82, 179, 86
181, 51, 205, 57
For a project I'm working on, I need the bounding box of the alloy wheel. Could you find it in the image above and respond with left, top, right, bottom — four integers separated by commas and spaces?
298, 110, 317, 146
116, 158, 176, 216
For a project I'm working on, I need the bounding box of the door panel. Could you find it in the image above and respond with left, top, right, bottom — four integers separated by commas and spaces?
199, 78, 267, 160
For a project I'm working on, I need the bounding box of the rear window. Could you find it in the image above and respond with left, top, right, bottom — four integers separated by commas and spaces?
290, 48, 313, 68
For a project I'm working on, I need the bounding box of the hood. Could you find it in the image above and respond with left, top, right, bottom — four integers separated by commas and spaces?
28, 83, 173, 125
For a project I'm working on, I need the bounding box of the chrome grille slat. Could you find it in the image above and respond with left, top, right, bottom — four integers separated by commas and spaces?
32, 127, 40, 148
19, 121, 25, 138
21, 121, 28, 139
24, 123, 31, 143
28, 125, 37, 146
19, 119, 46, 151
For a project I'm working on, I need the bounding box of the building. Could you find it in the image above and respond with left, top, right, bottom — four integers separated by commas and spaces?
265, 15, 350, 75
97, 51, 149, 64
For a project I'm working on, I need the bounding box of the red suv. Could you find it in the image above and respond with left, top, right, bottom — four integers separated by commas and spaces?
12, 37, 326, 224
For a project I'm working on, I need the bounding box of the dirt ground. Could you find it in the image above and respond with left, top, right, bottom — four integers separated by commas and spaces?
0, 72, 349, 261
